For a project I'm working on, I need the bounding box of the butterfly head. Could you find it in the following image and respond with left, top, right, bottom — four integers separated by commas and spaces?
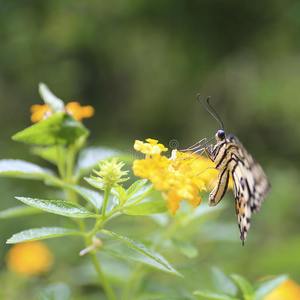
216, 129, 226, 141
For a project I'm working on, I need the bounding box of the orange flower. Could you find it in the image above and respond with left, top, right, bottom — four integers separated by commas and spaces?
30, 104, 53, 123
30, 102, 94, 123
264, 279, 300, 300
65, 102, 94, 121
132, 139, 216, 214
6, 241, 53, 276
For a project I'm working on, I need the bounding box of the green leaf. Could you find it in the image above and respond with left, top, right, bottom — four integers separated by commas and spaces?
85, 177, 105, 191
39, 282, 71, 300
15, 197, 98, 218
101, 243, 181, 276
253, 275, 288, 300
123, 200, 168, 215
77, 146, 118, 175
211, 267, 238, 296
0, 159, 55, 180
0, 205, 42, 219
12, 112, 89, 146
66, 184, 103, 211
7, 227, 82, 243
113, 185, 126, 199
194, 290, 239, 299
100, 229, 182, 277
230, 274, 253, 297
126, 184, 154, 203
39, 83, 65, 113
31, 146, 67, 165
171, 239, 199, 259
126, 179, 148, 198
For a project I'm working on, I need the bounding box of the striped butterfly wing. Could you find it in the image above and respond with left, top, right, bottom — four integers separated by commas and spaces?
208, 132, 270, 245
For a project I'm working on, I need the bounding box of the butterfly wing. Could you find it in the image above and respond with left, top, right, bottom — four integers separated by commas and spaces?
208, 134, 270, 245
227, 135, 270, 245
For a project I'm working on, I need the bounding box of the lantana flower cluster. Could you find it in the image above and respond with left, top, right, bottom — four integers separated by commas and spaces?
132, 138, 218, 214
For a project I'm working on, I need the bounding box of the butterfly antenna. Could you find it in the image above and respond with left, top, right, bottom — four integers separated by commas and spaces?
196, 94, 224, 130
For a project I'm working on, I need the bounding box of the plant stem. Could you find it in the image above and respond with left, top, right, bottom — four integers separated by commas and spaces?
55, 142, 114, 299
89, 251, 117, 300
66, 143, 76, 183
56, 146, 66, 180
102, 186, 111, 219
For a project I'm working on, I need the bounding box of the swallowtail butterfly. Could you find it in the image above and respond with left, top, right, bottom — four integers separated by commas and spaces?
193, 95, 270, 245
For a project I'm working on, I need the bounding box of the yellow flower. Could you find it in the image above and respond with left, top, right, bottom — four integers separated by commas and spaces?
6, 241, 53, 276
132, 139, 217, 214
65, 102, 95, 121
30, 102, 94, 123
264, 278, 300, 300
134, 139, 168, 159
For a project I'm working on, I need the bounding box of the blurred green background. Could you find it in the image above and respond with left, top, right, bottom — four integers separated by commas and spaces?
0, 0, 300, 298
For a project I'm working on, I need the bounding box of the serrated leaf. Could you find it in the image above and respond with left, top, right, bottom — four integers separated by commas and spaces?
253, 275, 288, 300
126, 179, 148, 198
171, 239, 199, 259
211, 267, 238, 296
126, 184, 154, 203
7, 227, 82, 243
101, 243, 180, 276
16, 197, 98, 218
39, 282, 71, 300
0, 159, 55, 179
123, 200, 168, 215
12, 112, 89, 146
77, 146, 118, 174
0, 205, 42, 218
66, 184, 103, 211
100, 229, 182, 277
194, 290, 239, 300
230, 274, 253, 296
39, 83, 65, 113
85, 177, 105, 190
31, 146, 67, 165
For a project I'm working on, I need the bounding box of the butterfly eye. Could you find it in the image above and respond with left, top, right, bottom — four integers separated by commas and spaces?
217, 130, 226, 140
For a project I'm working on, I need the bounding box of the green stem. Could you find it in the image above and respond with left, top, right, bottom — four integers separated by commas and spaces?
102, 187, 111, 219
66, 143, 76, 183
89, 252, 117, 300
56, 146, 66, 180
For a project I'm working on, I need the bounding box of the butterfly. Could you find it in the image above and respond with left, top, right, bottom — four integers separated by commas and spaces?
194, 95, 270, 245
